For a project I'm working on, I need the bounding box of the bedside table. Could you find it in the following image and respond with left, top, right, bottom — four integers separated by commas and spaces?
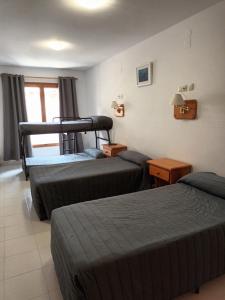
103, 143, 127, 157
147, 158, 192, 187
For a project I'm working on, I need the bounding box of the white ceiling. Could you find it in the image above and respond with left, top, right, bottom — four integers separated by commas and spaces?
0, 0, 222, 69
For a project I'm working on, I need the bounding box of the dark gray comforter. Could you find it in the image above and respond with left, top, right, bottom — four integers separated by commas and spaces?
51, 172, 225, 300
30, 153, 151, 220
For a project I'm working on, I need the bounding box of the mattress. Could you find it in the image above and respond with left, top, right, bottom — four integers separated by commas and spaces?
30, 153, 151, 220
25, 152, 93, 167
19, 116, 113, 135
51, 172, 225, 300
23, 147, 106, 176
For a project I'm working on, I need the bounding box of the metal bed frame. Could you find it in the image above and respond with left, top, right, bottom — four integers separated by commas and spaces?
19, 116, 112, 180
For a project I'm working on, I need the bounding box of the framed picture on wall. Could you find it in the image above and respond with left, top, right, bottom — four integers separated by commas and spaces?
136, 62, 153, 87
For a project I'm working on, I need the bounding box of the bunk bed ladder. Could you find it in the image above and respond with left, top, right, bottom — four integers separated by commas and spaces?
62, 132, 78, 154
95, 130, 111, 149
60, 117, 94, 154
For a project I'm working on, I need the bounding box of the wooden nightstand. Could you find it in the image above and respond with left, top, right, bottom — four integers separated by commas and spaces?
147, 158, 192, 187
103, 143, 127, 157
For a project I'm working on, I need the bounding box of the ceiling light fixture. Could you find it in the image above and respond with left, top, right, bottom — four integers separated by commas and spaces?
36, 39, 73, 51
47, 39, 73, 51
74, 0, 114, 10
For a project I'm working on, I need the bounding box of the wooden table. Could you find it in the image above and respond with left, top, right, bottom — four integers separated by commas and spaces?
103, 143, 127, 157
147, 158, 192, 187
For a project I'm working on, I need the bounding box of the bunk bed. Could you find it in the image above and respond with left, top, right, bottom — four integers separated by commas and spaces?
19, 116, 113, 179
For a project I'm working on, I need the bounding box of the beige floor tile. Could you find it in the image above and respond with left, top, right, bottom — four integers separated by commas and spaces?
31, 220, 50, 234
5, 223, 33, 240
49, 288, 63, 300
198, 275, 225, 298
5, 269, 48, 300
0, 280, 4, 300
176, 275, 225, 299
4, 213, 31, 227
176, 293, 225, 300
0, 259, 4, 281
0, 218, 4, 228
32, 294, 50, 300
0, 229, 4, 242
5, 235, 37, 257
38, 247, 53, 267
42, 264, 60, 292
3, 197, 24, 207
2, 204, 26, 217
35, 231, 51, 249
0, 242, 4, 258
3, 192, 25, 201
5, 250, 42, 279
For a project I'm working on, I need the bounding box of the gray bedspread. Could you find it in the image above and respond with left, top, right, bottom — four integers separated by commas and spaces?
51, 172, 225, 300
30, 155, 150, 220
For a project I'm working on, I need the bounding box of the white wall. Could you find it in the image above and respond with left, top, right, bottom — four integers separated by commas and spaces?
85, 1, 225, 176
0, 66, 88, 161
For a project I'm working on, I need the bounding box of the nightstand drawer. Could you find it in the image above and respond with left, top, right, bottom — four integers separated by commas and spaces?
150, 165, 170, 182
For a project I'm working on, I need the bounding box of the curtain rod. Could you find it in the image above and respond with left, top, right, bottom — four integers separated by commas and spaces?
24, 76, 78, 80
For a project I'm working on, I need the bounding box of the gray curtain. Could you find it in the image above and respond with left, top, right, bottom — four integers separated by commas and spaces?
58, 77, 83, 154
1, 73, 32, 161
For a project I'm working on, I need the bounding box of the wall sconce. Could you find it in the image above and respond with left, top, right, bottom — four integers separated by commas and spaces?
111, 100, 125, 117
171, 94, 197, 120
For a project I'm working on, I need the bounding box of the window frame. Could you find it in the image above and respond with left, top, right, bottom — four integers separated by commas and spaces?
24, 82, 59, 148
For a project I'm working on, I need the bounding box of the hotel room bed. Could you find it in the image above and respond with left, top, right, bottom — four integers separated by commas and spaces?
51, 172, 225, 300
30, 151, 151, 220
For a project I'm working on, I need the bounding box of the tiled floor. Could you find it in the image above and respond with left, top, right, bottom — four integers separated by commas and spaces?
1, 164, 225, 300
0, 164, 63, 300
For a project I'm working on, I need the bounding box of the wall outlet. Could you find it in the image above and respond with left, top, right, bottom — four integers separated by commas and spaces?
178, 85, 188, 92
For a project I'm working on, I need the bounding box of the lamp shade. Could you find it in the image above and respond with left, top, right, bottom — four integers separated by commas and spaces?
171, 94, 184, 106
111, 100, 118, 108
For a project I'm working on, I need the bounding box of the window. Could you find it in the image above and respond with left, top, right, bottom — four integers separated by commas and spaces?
25, 82, 60, 147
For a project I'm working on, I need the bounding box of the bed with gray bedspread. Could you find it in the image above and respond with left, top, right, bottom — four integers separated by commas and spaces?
51, 172, 225, 300
30, 151, 151, 220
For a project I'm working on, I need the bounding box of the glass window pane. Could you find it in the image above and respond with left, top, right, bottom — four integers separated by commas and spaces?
24, 87, 42, 122
44, 87, 60, 122
25, 85, 60, 147
25, 87, 42, 146
32, 133, 59, 145
44, 87, 60, 145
